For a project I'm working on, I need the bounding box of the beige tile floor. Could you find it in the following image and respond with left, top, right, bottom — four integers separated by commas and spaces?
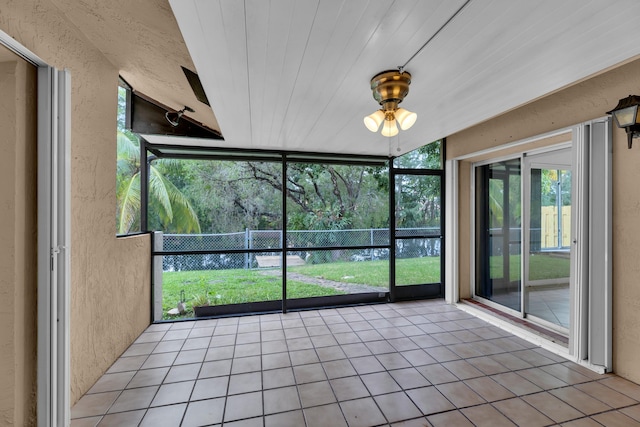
487, 285, 570, 330
527, 285, 570, 329
71, 300, 640, 426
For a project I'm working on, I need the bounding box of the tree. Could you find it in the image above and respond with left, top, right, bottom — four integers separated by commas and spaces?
394, 141, 442, 169
247, 162, 389, 231
181, 160, 390, 234
122, 136, 443, 237
116, 130, 141, 233
182, 160, 284, 233
116, 85, 200, 234
116, 132, 201, 234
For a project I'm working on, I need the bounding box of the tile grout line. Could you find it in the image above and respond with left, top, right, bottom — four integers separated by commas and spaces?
71, 300, 640, 427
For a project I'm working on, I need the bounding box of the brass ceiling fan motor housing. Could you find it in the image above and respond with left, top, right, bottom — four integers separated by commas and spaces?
370, 70, 412, 113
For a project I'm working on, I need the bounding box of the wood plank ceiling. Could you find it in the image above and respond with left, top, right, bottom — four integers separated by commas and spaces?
160, 0, 640, 157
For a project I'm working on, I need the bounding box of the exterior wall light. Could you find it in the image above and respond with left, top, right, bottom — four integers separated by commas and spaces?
607, 95, 640, 148
165, 105, 195, 127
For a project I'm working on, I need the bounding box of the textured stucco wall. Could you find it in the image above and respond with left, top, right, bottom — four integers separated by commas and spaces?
0, 59, 19, 427
0, 58, 37, 426
0, 0, 152, 413
448, 56, 640, 384
456, 160, 472, 301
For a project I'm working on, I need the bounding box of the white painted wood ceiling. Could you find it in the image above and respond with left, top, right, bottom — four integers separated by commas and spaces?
166, 0, 640, 157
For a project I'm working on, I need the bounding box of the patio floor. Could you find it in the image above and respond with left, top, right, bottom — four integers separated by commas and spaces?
71, 299, 640, 426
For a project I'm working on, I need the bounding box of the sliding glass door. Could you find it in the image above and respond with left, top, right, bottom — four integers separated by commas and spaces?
475, 159, 521, 312
471, 121, 611, 368
524, 148, 572, 331
475, 147, 573, 333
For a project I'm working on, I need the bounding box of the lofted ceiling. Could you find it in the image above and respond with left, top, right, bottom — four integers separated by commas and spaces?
52, 0, 640, 157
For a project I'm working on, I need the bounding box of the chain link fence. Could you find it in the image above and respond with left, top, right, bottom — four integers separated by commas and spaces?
159, 227, 441, 271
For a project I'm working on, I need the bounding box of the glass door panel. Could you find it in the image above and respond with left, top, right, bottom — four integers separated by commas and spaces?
475, 149, 572, 333
395, 238, 441, 285
285, 162, 390, 303
394, 174, 442, 290
475, 159, 521, 311
525, 155, 572, 330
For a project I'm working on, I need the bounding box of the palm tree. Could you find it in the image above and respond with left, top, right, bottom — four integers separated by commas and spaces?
488, 179, 504, 227
116, 131, 201, 234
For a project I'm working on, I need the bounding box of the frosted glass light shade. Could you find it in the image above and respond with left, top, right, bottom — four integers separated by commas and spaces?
364, 110, 385, 132
612, 105, 639, 128
395, 108, 417, 130
381, 119, 399, 137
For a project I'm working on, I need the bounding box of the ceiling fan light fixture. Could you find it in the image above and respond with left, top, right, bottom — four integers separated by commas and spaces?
364, 110, 385, 132
381, 118, 399, 137
365, 70, 416, 137
395, 107, 417, 130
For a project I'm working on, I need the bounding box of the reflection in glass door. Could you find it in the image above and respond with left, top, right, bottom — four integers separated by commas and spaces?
475, 159, 522, 312
524, 149, 572, 331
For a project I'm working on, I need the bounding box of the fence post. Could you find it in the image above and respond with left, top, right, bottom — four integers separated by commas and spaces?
280, 229, 284, 260
245, 228, 250, 270
371, 229, 375, 261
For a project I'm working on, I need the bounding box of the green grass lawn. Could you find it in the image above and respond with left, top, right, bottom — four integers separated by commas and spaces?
288, 257, 441, 286
490, 252, 570, 281
162, 256, 442, 319
161, 253, 567, 319
161, 269, 344, 318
